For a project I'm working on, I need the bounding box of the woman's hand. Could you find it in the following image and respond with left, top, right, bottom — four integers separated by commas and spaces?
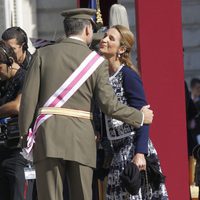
132, 153, 146, 171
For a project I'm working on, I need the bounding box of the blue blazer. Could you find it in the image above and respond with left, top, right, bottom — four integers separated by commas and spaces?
122, 66, 149, 154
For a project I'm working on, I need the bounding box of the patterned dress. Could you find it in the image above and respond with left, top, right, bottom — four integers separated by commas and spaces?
105, 65, 168, 200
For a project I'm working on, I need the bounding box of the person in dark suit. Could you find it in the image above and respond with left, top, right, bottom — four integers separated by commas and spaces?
19, 9, 153, 200
98, 25, 168, 199
1, 26, 37, 200
0, 41, 32, 200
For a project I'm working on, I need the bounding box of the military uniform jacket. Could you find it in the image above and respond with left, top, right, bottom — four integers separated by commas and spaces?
19, 38, 143, 168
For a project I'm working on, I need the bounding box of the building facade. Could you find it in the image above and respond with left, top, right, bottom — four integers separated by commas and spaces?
0, 0, 199, 85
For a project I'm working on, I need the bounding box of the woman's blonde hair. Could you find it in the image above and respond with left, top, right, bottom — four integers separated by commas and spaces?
112, 25, 139, 74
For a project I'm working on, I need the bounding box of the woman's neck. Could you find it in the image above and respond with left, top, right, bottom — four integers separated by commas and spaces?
108, 57, 122, 75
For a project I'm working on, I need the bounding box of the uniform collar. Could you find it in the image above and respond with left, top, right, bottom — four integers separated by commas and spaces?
61, 37, 88, 48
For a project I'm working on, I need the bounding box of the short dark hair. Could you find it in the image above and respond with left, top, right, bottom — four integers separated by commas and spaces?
1, 26, 28, 52
190, 78, 200, 88
63, 18, 91, 37
0, 40, 17, 66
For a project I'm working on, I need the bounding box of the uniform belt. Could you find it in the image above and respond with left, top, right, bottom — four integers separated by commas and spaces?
38, 107, 93, 120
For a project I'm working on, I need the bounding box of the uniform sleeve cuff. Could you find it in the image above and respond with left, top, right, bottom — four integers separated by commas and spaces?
141, 112, 144, 126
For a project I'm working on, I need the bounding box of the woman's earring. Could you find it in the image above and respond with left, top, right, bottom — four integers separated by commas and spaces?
117, 53, 121, 58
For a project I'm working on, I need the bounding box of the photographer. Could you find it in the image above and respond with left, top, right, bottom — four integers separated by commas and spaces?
0, 40, 32, 200
2, 26, 33, 71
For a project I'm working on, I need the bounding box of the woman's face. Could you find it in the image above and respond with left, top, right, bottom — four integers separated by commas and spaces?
99, 28, 121, 58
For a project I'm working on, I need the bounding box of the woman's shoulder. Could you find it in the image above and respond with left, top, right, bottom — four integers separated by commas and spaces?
121, 65, 140, 80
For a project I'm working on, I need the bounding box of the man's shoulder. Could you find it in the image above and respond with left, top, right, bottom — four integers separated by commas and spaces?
38, 39, 89, 54
122, 66, 140, 80
13, 68, 26, 84
17, 67, 26, 75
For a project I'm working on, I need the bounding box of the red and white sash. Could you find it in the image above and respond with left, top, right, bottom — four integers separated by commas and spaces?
22, 51, 104, 160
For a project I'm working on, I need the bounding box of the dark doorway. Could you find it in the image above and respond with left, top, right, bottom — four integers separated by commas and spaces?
79, 0, 117, 27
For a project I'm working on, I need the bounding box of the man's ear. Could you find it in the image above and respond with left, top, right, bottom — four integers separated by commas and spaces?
85, 25, 90, 36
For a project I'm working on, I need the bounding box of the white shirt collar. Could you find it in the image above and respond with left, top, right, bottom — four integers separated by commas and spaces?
69, 36, 84, 42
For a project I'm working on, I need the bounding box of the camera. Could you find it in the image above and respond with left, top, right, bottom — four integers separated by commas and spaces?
0, 117, 20, 148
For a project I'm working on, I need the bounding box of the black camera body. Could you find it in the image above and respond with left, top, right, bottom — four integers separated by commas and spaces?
0, 117, 20, 148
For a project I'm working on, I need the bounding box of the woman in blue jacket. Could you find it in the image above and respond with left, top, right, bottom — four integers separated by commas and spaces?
98, 25, 168, 200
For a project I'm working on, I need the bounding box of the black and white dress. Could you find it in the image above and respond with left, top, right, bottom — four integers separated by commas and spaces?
105, 65, 168, 200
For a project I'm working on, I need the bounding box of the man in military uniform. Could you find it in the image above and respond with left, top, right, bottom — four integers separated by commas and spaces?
19, 8, 153, 200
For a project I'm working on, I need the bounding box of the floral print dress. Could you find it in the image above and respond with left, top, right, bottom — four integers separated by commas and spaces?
105, 65, 168, 200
